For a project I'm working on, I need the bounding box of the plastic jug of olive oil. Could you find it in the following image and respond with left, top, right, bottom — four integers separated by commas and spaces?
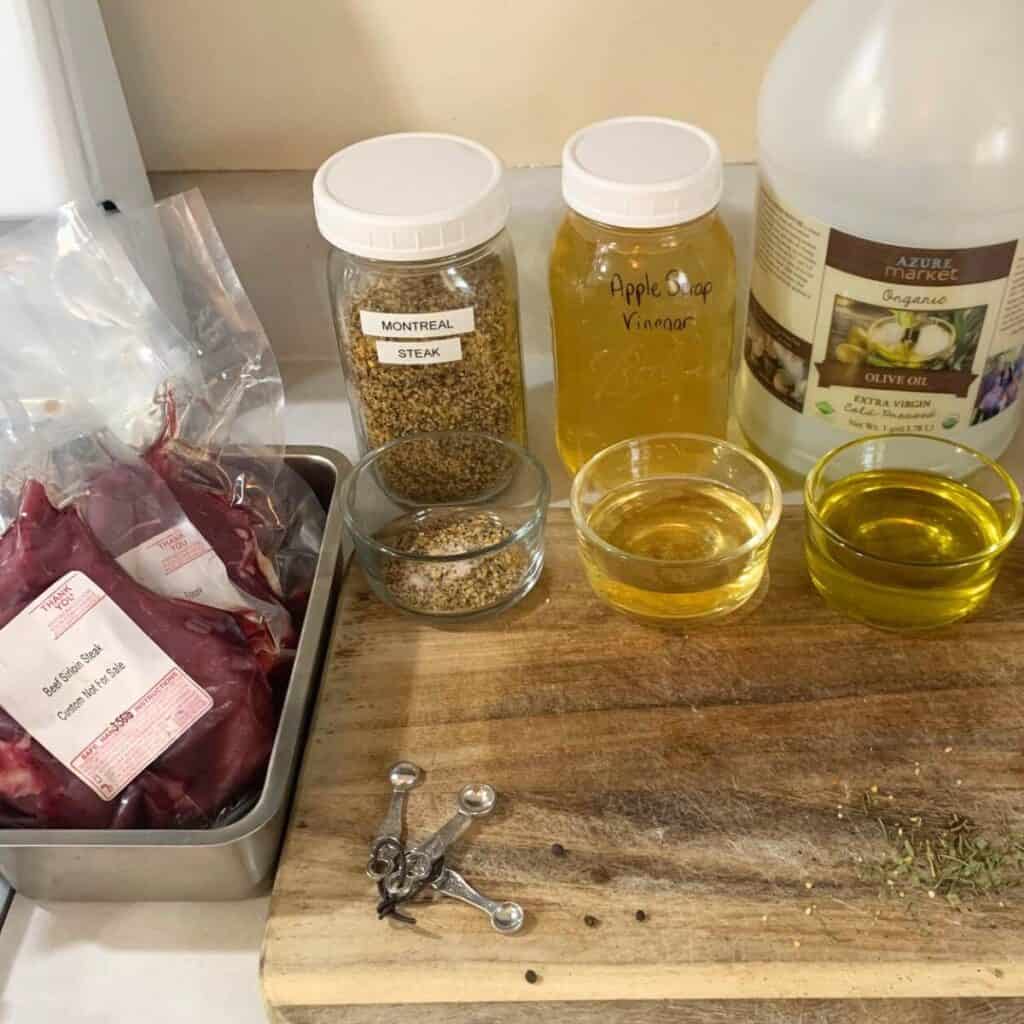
735, 0, 1024, 478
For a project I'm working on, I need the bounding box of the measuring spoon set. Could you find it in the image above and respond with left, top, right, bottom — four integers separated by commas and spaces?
366, 762, 523, 934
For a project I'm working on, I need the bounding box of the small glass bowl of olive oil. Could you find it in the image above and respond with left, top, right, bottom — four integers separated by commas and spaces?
804, 435, 1022, 631
570, 434, 782, 626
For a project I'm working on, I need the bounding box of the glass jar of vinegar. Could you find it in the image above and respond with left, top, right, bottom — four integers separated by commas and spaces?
549, 117, 736, 474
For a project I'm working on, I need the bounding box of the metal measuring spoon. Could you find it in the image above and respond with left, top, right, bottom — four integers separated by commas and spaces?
366, 761, 421, 880
385, 783, 496, 894
432, 865, 524, 934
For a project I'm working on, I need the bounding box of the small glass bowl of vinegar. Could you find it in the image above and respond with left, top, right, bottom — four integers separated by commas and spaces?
804, 435, 1022, 631
570, 434, 782, 626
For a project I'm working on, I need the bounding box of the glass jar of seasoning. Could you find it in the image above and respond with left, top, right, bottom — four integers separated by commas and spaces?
314, 133, 527, 463
549, 117, 736, 474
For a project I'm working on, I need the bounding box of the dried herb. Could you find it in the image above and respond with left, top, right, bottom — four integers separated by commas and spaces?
383, 511, 528, 615
339, 252, 525, 500
373, 433, 517, 505
859, 789, 1024, 905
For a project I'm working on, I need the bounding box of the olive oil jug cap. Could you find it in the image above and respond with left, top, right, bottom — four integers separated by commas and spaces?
313, 133, 509, 261
562, 117, 723, 229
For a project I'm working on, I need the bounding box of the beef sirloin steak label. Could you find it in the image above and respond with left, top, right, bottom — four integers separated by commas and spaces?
0, 571, 213, 801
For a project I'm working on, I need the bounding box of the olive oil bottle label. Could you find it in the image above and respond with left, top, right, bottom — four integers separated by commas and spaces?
742, 179, 1024, 436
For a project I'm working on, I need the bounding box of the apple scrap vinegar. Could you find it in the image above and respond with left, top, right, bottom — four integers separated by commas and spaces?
571, 435, 781, 626
584, 476, 769, 621
550, 118, 736, 474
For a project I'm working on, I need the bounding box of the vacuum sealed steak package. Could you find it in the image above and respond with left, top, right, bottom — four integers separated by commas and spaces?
0, 481, 276, 829
119, 192, 325, 628
0, 191, 325, 827
80, 432, 289, 675
0, 191, 324, 671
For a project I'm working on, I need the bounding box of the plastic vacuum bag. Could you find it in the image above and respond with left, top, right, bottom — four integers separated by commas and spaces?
0, 191, 324, 657
0, 191, 324, 827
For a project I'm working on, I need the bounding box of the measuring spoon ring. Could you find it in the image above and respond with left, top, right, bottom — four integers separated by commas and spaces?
386, 783, 496, 893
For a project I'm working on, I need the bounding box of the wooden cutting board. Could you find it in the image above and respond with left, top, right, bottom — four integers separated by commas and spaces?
262, 508, 1024, 1023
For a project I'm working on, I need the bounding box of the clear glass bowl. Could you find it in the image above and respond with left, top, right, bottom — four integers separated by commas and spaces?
805, 434, 1022, 630
343, 432, 549, 622
570, 433, 782, 626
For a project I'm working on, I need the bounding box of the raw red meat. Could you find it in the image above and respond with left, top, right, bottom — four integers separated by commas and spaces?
0, 481, 276, 829
144, 442, 304, 637
81, 458, 283, 675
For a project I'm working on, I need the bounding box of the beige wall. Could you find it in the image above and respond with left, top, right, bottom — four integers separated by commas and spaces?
100, 0, 809, 171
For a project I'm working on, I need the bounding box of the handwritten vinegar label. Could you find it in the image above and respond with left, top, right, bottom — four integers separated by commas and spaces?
609, 271, 713, 333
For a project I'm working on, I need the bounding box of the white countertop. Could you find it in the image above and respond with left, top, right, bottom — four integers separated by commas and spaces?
0, 897, 269, 1023
3, 163, 1024, 1023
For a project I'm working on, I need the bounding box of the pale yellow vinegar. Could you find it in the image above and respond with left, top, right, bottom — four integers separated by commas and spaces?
550, 210, 736, 475
581, 477, 770, 624
806, 469, 1009, 630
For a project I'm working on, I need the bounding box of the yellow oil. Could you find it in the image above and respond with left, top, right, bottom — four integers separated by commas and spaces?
580, 477, 770, 624
550, 209, 736, 474
806, 469, 1008, 630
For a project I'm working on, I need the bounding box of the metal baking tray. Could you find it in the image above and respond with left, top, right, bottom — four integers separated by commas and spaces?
0, 446, 349, 901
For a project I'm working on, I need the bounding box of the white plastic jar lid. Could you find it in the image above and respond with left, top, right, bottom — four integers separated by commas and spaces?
313, 133, 509, 261
562, 116, 723, 229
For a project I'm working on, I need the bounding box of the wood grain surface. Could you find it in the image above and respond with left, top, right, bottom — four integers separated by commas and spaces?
277, 999, 1024, 1024
262, 508, 1024, 1021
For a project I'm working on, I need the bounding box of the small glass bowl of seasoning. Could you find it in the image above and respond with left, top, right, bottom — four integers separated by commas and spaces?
571, 434, 781, 626
805, 434, 1022, 631
344, 432, 549, 621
